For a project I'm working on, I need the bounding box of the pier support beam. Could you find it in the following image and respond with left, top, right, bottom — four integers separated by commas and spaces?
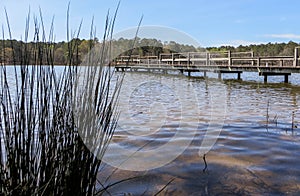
215, 70, 243, 80
218, 72, 222, 79
259, 72, 291, 83
285, 74, 289, 83
264, 75, 268, 82
115, 66, 130, 72
237, 72, 241, 80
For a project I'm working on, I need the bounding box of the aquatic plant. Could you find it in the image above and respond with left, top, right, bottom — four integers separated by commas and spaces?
0, 5, 122, 195
266, 99, 270, 125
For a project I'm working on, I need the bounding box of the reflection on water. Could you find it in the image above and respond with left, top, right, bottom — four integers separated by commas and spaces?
100, 72, 300, 195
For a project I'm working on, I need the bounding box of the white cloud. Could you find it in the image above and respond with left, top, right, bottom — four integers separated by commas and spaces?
265, 34, 300, 39
211, 40, 265, 47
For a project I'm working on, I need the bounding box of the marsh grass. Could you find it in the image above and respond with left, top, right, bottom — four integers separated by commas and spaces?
266, 99, 270, 131
0, 5, 122, 195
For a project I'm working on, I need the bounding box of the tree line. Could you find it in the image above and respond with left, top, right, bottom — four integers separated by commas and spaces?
1, 38, 299, 65
207, 41, 299, 56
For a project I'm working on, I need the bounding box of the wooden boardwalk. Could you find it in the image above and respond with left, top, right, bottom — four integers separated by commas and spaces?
114, 47, 300, 83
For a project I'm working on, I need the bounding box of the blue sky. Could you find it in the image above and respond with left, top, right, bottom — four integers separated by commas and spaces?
1, 0, 300, 47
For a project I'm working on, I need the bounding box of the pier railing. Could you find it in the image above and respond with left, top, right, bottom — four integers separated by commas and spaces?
114, 47, 300, 83
114, 47, 300, 68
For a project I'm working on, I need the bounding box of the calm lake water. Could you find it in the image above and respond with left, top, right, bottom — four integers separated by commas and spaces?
99, 71, 300, 195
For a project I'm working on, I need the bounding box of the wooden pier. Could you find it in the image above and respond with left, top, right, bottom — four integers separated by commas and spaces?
114, 47, 300, 83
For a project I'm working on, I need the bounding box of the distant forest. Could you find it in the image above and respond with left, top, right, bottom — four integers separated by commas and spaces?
0, 38, 299, 65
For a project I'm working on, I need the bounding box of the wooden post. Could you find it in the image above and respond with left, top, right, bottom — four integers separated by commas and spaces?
218, 72, 222, 79
138, 56, 141, 65
204, 71, 207, 77
251, 51, 254, 66
206, 52, 209, 66
237, 72, 241, 80
172, 53, 174, 65
257, 57, 260, 67
187, 52, 190, 68
294, 47, 299, 67
159, 54, 161, 66
228, 50, 232, 66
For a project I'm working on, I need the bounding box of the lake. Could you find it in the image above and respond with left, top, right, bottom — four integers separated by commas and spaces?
99, 71, 300, 195
2, 66, 300, 195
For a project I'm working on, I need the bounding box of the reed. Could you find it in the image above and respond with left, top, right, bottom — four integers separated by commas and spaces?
266, 99, 270, 131
291, 111, 296, 131
0, 5, 121, 195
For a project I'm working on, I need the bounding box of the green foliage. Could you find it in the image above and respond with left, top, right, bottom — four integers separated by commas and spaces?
0, 38, 201, 65
207, 41, 300, 56
1, 39, 299, 66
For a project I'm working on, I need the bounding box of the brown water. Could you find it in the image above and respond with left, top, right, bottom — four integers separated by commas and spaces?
99, 72, 300, 195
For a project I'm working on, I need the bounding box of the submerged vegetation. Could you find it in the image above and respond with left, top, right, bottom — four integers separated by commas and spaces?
0, 7, 122, 195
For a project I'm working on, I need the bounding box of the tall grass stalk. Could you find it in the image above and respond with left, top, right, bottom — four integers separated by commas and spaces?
266, 99, 270, 131
0, 6, 121, 195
